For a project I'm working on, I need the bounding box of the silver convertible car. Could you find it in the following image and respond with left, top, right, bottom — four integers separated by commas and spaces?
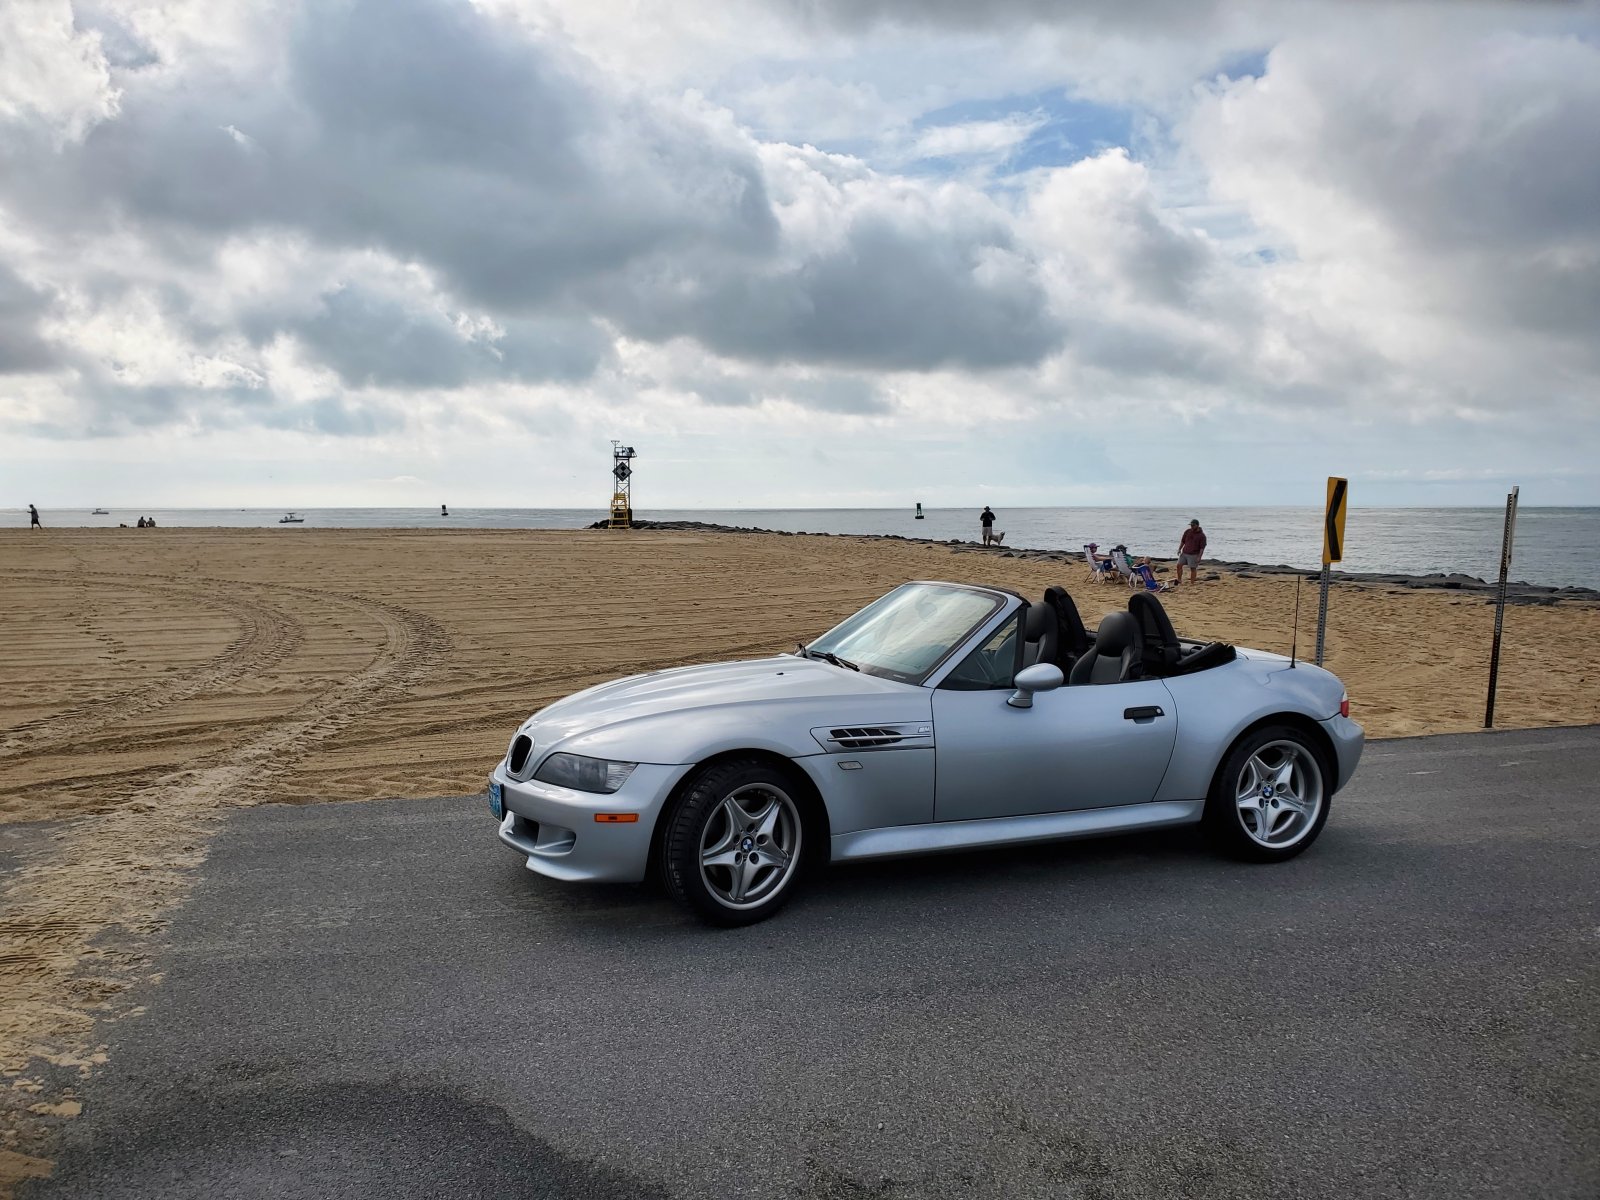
489, 581, 1363, 926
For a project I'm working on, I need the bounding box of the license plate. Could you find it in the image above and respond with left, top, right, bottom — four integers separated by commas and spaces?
488, 779, 503, 819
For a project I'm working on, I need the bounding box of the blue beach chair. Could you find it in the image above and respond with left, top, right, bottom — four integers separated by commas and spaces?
1129, 561, 1175, 593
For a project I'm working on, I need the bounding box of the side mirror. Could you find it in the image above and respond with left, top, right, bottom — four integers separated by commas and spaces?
1007, 662, 1065, 709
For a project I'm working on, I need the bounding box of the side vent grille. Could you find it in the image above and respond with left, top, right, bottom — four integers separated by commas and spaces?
828, 727, 905, 749
507, 734, 534, 778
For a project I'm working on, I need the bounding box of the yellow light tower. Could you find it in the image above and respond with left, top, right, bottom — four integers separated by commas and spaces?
608, 441, 636, 528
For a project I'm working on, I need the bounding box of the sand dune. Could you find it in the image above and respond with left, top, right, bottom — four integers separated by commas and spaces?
1, 527, 1597, 1190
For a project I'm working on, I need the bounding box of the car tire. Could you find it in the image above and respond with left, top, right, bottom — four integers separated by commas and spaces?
1204, 724, 1332, 862
661, 758, 809, 927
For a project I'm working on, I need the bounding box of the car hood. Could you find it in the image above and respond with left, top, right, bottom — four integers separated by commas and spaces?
522, 656, 925, 762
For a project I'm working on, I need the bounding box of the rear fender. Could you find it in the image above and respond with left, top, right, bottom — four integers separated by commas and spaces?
1154, 659, 1344, 802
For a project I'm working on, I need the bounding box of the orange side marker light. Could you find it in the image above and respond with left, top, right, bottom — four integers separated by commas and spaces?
595, 813, 639, 823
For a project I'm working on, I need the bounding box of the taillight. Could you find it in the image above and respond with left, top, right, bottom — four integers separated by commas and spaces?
1339, 696, 1350, 718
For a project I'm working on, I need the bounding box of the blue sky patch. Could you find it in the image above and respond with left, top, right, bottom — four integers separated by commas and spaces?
912, 89, 1140, 173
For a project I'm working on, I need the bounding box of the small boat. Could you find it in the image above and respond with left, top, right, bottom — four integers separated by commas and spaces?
279, 512, 305, 524
91, 508, 109, 515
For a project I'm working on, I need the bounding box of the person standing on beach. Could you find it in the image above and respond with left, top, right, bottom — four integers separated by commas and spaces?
1174, 518, 1206, 587
980, 506, 995, 546
28, 504, 41, 530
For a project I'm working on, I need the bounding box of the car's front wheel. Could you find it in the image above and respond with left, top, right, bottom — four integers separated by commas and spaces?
661, 759, 808, 927
1204, 725, 1331, 862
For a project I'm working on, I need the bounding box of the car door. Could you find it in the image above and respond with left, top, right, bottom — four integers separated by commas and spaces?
930, 613, 1178, 821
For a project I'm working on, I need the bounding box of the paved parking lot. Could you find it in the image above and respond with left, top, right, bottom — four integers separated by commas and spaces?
27, 726, 1600, 1198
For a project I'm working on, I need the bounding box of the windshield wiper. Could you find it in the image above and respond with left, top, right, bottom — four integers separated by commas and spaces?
795, 643, 860, 671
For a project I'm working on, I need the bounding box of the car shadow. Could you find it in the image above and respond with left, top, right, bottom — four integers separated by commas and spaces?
483, 822, 1268, 937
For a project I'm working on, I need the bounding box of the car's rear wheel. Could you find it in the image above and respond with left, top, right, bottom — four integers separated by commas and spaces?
661, 759, 807, 927
1204, 725, 1330, 862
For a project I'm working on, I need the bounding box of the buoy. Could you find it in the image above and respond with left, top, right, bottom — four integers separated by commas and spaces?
441, 504, 448, 516
915, 502, 924, 520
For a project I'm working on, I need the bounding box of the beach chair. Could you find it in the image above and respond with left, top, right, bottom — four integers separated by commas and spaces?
1128, 561, 1175, 593
1083, 543, 1117, 584
1108, 546, 1136, 583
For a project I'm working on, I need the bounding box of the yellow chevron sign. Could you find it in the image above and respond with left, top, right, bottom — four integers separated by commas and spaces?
1323, 476, 1348, 565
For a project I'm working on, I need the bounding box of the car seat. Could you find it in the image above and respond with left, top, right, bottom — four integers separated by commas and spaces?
1128, 592, 1182, 674
1021, 602, 1059, 668
1044, 586, 1090, 674
1068, 611, 1144, 685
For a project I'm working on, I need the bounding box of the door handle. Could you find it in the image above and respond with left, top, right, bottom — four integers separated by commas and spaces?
1123, 706, 1164, 721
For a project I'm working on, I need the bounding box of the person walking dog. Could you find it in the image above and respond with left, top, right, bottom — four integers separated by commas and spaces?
1174, 518, 1206, 587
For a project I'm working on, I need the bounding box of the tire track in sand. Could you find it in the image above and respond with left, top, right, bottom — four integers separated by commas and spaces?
0, 580, 448, 1194
0, 570, 303, 760
122, 580, 450, 798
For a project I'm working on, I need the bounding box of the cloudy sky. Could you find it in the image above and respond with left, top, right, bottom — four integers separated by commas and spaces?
2, 0, 1597, 509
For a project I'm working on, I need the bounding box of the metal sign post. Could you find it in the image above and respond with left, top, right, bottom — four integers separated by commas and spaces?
1315, 566, 1330, 665
1484, 485, 1520, 728
1316, 476, 1347, 666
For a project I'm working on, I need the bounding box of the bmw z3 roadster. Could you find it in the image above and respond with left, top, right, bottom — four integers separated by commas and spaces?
489, 581, 1364, 926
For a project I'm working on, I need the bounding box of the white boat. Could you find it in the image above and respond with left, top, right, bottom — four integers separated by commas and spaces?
279, 512, 305, 524
91, 508, 109, 515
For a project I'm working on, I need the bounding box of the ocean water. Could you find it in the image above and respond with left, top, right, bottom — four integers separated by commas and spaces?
9, 505, 1599, 591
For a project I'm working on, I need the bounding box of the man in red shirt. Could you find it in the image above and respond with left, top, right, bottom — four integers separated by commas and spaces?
1175, 518, 1206, 587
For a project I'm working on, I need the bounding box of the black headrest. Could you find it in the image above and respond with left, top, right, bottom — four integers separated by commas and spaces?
1094, 610, 1139, 655
1128, 592, 1180, 664
1024, 602, 1056, 641
1044, 586, 1089, 653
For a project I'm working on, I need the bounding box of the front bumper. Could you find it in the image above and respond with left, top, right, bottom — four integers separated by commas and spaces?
489, 761, 687, 883
1318, 714, 1365, 792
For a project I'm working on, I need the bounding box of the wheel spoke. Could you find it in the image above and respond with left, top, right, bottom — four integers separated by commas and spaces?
1237, 795, 1263, 836
1272, 756, 1298, 792
702, 846, 740, 870
703, 817, 739, 857
727, 854, 756, 903
1236, 757, 1263, 802
753, 798, 784, 842
722, 794, 758, 832
753, 842, 791, 871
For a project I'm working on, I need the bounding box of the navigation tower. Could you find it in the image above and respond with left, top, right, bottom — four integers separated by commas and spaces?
608, 442, 636, 528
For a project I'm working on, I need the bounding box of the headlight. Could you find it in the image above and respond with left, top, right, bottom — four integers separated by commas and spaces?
532, 752, 638, 794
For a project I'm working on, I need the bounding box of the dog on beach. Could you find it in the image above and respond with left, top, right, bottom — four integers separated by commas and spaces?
988, 531, 1006, 546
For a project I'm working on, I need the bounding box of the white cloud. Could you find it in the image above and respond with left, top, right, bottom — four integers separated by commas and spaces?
1185, 19, 1600, 417
909, 114, 1045, 161
0, 0, 118, 143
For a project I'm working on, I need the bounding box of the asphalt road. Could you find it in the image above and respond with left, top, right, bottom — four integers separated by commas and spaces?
26, 727, 1600, 1199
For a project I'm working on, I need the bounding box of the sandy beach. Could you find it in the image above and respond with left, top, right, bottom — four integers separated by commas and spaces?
2, 526, 1599, 1188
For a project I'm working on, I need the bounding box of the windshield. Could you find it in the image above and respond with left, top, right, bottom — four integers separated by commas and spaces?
804, 583, 1004, 684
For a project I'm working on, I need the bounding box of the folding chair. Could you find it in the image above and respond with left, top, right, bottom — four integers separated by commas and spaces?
1083, 543, 1117, 584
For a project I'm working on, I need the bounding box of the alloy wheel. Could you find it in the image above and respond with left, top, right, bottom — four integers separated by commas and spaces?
698, 783, 802, 910
1234, 739, 1324, 849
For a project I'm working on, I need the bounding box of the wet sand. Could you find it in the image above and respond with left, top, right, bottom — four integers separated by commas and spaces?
2, 527, 1598, 1190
